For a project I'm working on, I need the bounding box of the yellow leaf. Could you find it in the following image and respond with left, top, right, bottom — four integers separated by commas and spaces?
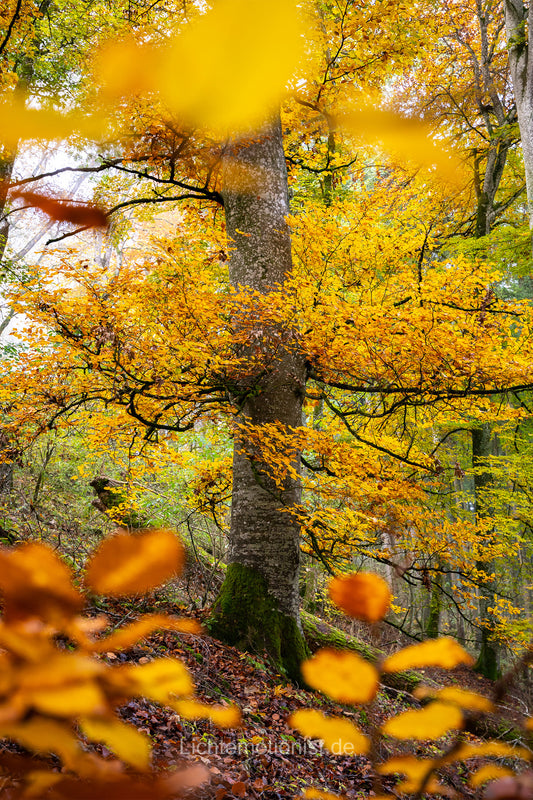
302, 649, 379, 704
449, 741, 531, 762
289, 709, 370, 755
109, 658, 194, 702
85, 529, 185, 596
378, 756, 436, 793
328, 572, 391, 623
173, 699, 242, 728
26, 683, 107, 717
469, 765, 515, 787
90, 613, 202, 653
97, 0, 305, 133
414, 685, 494, 712
381, 702, 463, 740
0, 719, 80, 768
18, 653, 105, 688
0, 622, 53, 662
382, 637, 473, 672
0, 543, 83, 622
80, 716, 151, 770
25, 772, 63, 798
339, 107, 465, 185
303, 789, 344, 800
0, 99, 111, 146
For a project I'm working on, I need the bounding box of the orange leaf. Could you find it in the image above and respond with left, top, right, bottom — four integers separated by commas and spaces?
10, 189, 108, 228
382, 637, 473, 672
329, 572, 391, 622
231, 781, 247, 797
302, 649, 378, 704
85, 529, 185, 596
0, 543, 83, 622
381, 702, 463, 740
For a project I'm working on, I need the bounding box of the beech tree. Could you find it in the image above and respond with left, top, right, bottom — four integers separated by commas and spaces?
3, 0, 533, 679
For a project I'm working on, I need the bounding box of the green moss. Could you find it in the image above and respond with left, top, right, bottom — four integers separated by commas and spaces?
208, 563, 309, 682
301, 610, 420, 693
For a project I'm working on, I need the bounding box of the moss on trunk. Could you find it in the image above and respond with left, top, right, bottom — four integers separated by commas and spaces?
208, 563, 309, 682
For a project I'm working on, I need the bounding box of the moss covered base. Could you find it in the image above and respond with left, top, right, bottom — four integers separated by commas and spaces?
208, 563, 309, 682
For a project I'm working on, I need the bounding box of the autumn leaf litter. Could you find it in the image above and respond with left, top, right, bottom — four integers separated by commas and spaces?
87, 602, 497, 800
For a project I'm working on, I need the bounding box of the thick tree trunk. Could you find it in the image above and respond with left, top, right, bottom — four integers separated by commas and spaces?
504, 0, 533, 229
208, 118, 308, 679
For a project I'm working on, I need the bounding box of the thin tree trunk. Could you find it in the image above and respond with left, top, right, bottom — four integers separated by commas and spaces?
473, 424, 499, 680
209, 118, 308, 679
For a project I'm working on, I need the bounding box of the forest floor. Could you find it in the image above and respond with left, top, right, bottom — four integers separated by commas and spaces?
86, 597, 532, 800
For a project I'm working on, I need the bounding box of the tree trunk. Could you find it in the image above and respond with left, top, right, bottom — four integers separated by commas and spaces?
208, 118, 308, 680
472, 424, 499, 680
504, 0, 533, 230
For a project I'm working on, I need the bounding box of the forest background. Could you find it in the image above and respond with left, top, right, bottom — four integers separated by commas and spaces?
2, 0, 533, 794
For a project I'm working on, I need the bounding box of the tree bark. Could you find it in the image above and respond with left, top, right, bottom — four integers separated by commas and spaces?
208, 118, 308, 679
472, 424, 499, 680
504, 0, 533, 229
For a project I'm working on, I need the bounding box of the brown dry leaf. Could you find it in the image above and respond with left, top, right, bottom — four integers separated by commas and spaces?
85, 529, 184, 596
381, 702, 463, 740
301, 648, 378, 704
161, 764, 211, 792
329, 572, 391, 622
382, 637, 474, 672
231, 781, 247, 797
